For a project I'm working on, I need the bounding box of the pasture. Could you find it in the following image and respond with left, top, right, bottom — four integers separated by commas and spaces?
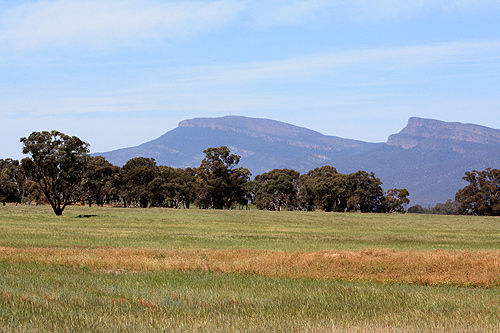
1, 205, 500, 331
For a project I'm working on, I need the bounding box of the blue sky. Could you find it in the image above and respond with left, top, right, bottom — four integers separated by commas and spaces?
1, 0, 499, 160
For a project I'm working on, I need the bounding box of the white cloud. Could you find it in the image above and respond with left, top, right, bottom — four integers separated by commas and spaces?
174, 40, 500, 84
346, 0, 500, 21
0, 0, 243, 50
2, 0, 499, 52
443, 0, 500, 12
2, 39, 498, 116
248, 0, 500, 25
247, 0, 335, 25
347, 0, 437, 20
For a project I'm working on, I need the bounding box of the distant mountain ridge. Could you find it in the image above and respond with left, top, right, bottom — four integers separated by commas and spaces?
387, 117, 500, 149
95, 116, 500, 207
96, 116, 381, 171
179, 116, 376, 151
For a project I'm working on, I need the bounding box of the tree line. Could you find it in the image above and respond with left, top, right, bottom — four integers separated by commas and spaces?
0, 130, 413, 216
2, 130, 497, 216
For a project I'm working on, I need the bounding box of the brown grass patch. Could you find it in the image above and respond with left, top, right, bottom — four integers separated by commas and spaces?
1, 246, 500, 287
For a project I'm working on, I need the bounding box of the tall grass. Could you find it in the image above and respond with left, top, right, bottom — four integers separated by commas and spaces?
1, 262, 500, 332
2, 246, 500, 287
1, 205, 500, 251
2, 205, 500, 331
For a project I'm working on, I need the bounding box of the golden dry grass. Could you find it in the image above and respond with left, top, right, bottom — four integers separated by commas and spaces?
2, 246, 500, 287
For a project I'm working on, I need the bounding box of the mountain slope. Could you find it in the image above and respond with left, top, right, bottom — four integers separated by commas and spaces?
343, 117, 500, 206
387, 117, 500, 148
96, 116, 382, 173
95, 116, 500, 206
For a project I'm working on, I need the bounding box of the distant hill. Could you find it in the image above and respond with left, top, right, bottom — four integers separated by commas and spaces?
95, 116, 500, 207
96, 116, 381, 172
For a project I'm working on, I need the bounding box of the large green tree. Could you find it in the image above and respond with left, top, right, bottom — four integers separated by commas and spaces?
384, 188, 410, 213
20, 131, 89, 215
0, 159, 21, 205
252, 169, 300, 211
196, 146, 250, 209
148, 166, 197, 208
455, 168, 500, 216
346, 170, 385, 213
299, 166, 347, 212
120, 157, 159, 208
81, 156, 120, 207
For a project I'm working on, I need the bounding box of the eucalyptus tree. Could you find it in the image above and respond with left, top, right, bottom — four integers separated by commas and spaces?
299, 166, 347, 212
20, 131, 89, 215
384, 188, 410, 213
120, 157, 159, 208
82, 156, 120, 207
455, 168, 500, 216
252, 168, 300, 211
0, 158, 21, 205
346, 170, 385, 213
196, 146, 250, 209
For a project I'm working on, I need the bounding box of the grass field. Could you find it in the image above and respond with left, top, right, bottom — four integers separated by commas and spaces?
1, 205, 500, 331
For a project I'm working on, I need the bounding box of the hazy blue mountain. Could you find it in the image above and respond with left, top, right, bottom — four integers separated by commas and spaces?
95, 116, 382, 172
95, 116, 500, 207
330, 117, 500, 206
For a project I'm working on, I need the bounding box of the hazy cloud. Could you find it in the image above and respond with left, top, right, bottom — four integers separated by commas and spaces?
1, 0, 499, 52
344, 0, 500, 20
248, 0, 500, 25
178, 40, 500, 83
247, 0, 335, 25
0, 0, 243, 50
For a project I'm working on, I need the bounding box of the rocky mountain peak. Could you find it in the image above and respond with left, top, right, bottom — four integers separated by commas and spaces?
177, 116, 375, 150
387, 117, 500, 149
178, 116, 322, 140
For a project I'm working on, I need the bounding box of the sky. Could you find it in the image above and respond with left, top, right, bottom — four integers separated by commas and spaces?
1, 0, 500, 160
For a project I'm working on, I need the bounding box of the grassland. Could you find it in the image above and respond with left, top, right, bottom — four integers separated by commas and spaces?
2, 205, 500, 251
1, 205, 500, 331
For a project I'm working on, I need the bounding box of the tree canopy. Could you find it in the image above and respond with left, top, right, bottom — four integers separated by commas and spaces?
252, 168, 300, 211
20, 130, 89, 215
120, 157, 159, 208
299, 166, 346, 212
384, 188, 410, 213
196, 146, 251, 209
455, 168, 500, 216
82, 156, 120, 207
345, 171, 385, 213
0, 158, 21, 205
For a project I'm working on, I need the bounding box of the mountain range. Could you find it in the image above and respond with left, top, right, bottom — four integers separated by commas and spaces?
95, 116, 500, 207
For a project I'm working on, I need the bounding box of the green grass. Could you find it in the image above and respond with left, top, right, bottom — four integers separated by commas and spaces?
2, 205, 500, 331
1, 262, 500, 332
1, 205, 500, 251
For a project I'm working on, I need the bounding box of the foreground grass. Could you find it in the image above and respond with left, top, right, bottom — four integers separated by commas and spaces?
2, 205, 500, 331
2, 205, 500, 251
2, 246, 500, 287
1, 262, 500, 332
